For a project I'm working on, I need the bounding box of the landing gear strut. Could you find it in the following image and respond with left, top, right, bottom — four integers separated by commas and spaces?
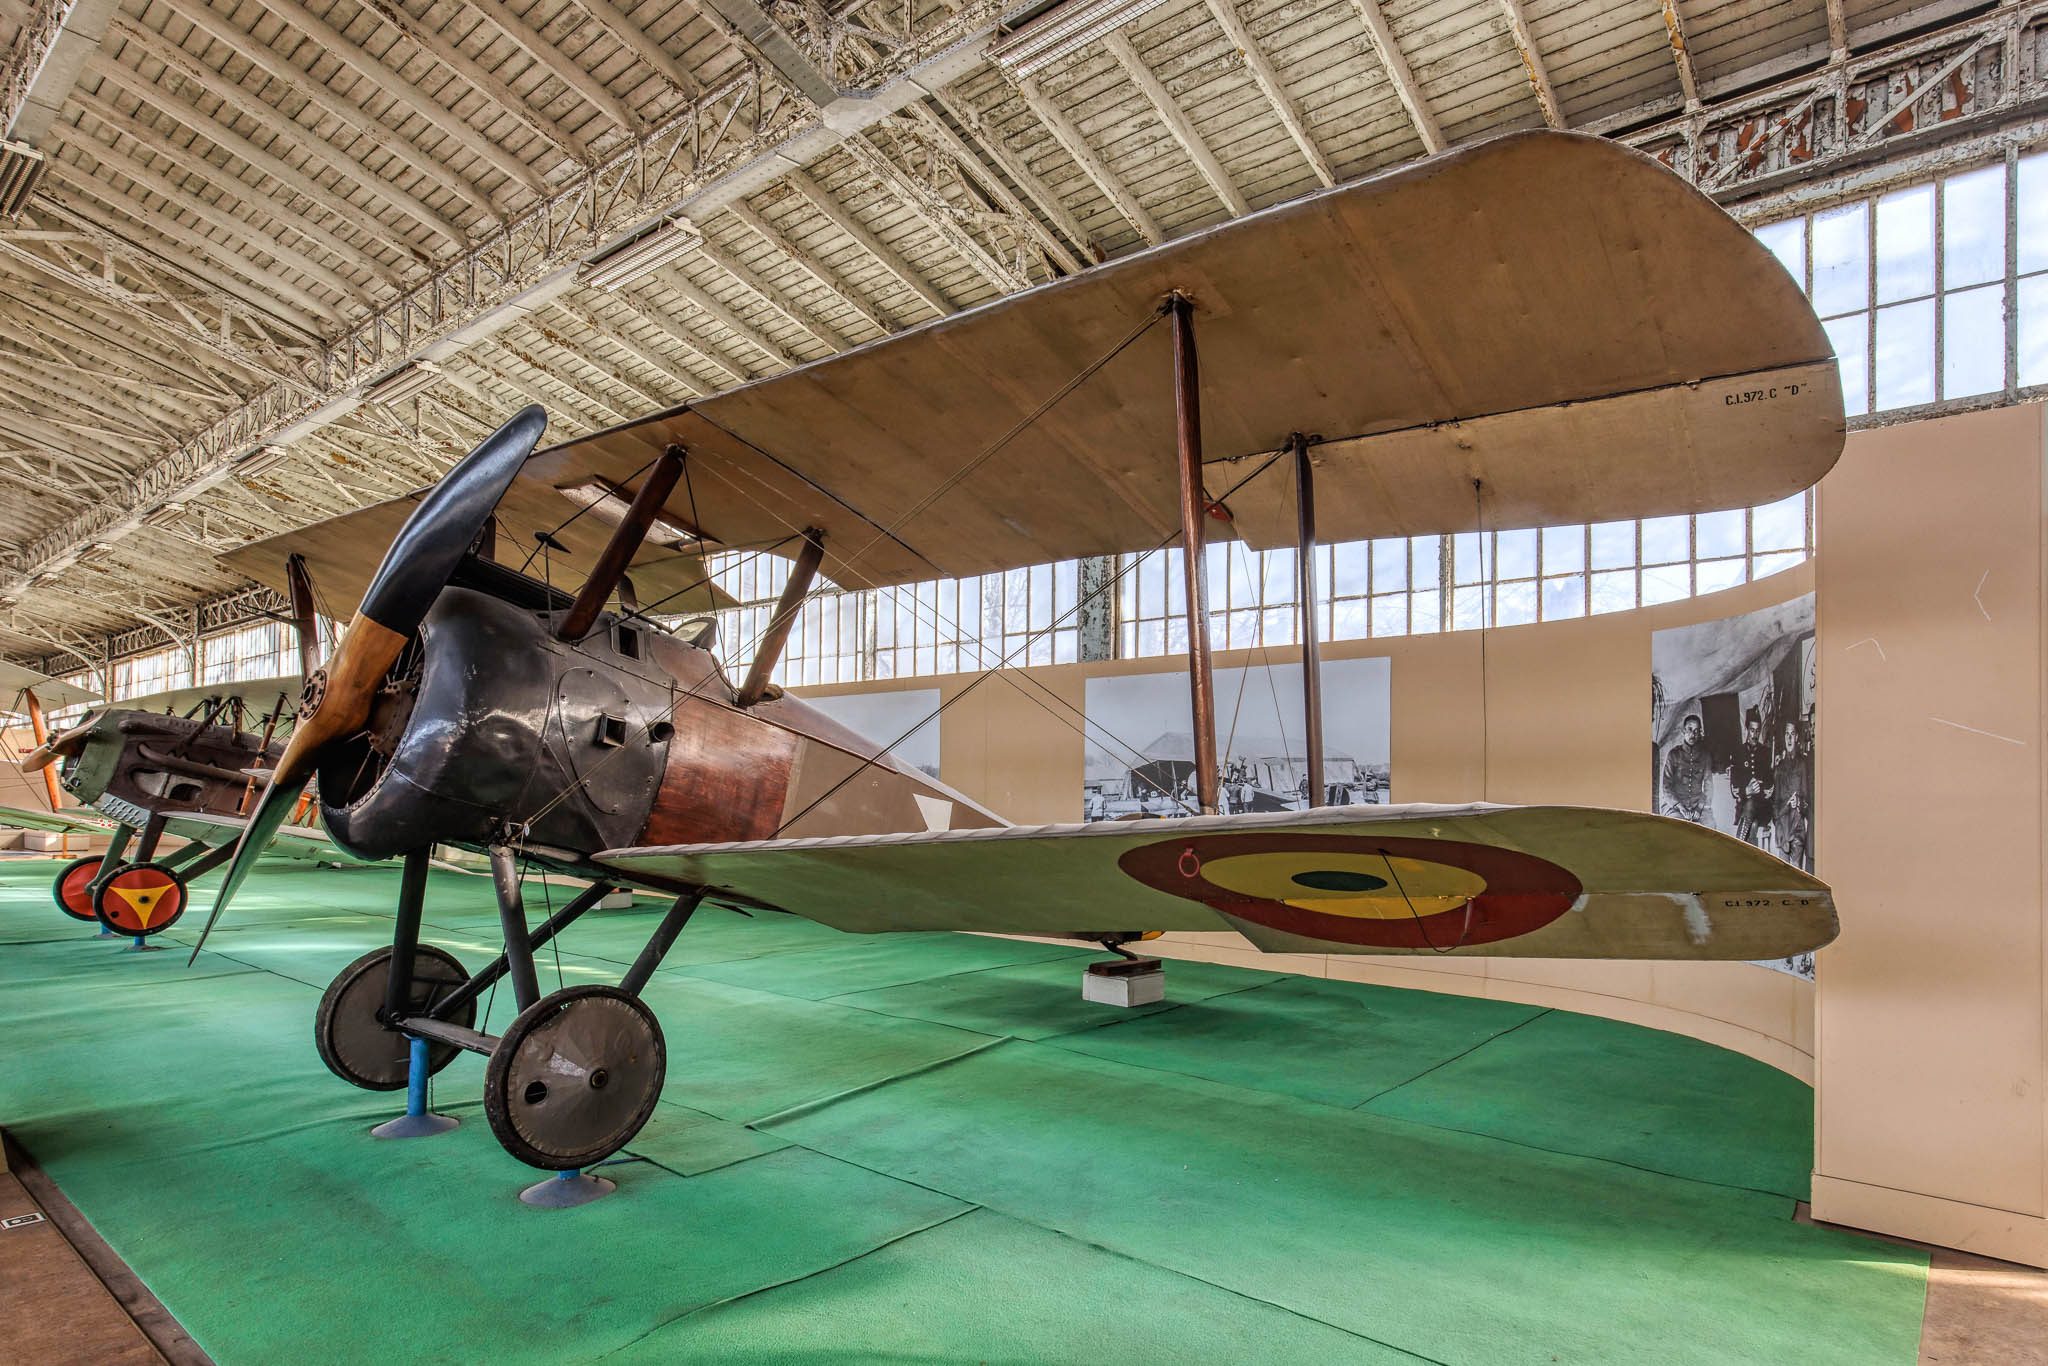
313, 844, 702, 1195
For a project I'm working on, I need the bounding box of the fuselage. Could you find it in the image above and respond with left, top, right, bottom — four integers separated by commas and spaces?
315, 579, 1005, 874
57, 709, 282, 830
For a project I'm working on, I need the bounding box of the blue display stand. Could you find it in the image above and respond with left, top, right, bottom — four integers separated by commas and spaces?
371, 1037, 459, 1139
520, 1169, 616, 1208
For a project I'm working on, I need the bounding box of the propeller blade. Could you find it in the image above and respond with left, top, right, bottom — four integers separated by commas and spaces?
183, 405, 548, 963
185, 767, 310, 964
21, 718, 94, 772
359, 403, 546, 638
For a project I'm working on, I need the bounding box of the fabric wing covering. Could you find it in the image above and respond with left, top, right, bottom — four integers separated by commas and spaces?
220, 475, 734, 620
531, 129, 1843, 593
596, 804, 1837, 961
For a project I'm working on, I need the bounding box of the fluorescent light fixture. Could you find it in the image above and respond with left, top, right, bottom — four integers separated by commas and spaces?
579, 219, 704, 291
558, 478, 711, 551
362, 361, 444, 407
988, 0, 1173, 78
236, 445, 292, 478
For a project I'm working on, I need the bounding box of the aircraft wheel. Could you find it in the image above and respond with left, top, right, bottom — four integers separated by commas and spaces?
315, 946, 476, 1091
93, 862, 188, 937
484, 985, 665, 1171
52, 855, 105, 922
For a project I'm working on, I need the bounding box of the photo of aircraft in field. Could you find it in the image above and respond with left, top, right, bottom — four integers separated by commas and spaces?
1085, 733, 1386, 819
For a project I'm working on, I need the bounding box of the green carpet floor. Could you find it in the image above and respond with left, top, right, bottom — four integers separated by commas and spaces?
0, 860, 1926, 1365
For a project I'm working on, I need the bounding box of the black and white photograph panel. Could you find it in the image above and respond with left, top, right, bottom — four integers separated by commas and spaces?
801, 688, 943, 780
1082, 659, 1391, 821
1652, 594, 1817, 977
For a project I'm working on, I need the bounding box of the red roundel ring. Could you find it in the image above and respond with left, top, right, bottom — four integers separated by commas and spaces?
54, 855, 104, 922
94, 863, 188, 938
1118, 833, 1581, 949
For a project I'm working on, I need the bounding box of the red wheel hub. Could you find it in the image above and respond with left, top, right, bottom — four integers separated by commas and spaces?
55, 857, 103, 921
97, 864, 187, 937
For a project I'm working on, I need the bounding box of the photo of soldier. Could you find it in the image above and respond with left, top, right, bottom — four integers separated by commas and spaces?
1651, 593, 1816, 976
1731, 708, 1775, 851
1660, 714, 1711, 823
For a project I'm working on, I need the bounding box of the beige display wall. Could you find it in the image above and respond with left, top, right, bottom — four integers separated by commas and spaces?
1812, 401, 2048, 1267
798, 400, 2048, 1266
797, 561, 1821, 1082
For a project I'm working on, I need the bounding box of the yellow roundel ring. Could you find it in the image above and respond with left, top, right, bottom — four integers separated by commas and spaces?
1118, 833, 1582, 950
1200, 851, 1486, 920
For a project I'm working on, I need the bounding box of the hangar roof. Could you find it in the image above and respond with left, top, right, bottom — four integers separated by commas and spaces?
0, 0, 2020, 657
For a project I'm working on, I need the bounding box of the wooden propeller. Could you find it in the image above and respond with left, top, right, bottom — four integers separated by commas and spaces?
187, 406, 548, 962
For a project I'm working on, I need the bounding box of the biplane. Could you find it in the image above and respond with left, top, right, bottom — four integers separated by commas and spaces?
8, 564, 336, 935
189, 130, 1845, 1179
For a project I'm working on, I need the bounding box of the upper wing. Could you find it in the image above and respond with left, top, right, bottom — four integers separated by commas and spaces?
534, 131, 1842, 592
117, 675, 302, 722
595, 803, 1836, 962
0, 804, 116, 835
0, 662, 99, 712
221, 474, 735, 620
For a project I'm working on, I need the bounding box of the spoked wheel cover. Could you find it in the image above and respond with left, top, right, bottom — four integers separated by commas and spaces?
485, 986, 666, 1171
53, 856, 104, 922
93, 862, 187, 937
315, 945, 476, 1091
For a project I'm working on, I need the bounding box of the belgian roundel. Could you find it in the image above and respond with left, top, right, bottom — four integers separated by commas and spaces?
1118, 833, 1581, 949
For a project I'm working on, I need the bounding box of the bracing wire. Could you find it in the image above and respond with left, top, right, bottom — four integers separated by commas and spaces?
515, 306, 1190, 831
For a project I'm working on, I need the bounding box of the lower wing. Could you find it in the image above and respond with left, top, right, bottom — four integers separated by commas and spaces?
163, 812, 350, 863
0, 805, 116, 835
594, 803, 1836, 961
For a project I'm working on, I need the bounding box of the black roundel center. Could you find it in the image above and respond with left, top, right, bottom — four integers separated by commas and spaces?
1291, 870, 1388, 893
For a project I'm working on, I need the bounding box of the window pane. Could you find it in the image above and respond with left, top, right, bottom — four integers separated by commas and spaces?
1370, 538, 1406, 593
1943, 284, 2004, 400
1451, 585, 1486, 630
2022, 274, 2048, 387
1697, 557, 1747, 594
1368, 596, 1403, 637
1453, 532, 1484, 584
1541, 526, 1585, 575
1411, 536, 1441, 588
1825, 313, 1870, 417
2020, 149, 2048, 275
1495, 528, 1536, 581
1642, 563, 1691, 606
1812, 202, 1870, 315
1752, 493, 1806, 552
1875, 184, 1935, 303
1755, 550, 1806, 579
1333, 541, 1369, 598
1495, 580, 1537, 627
1410, 590, 1441, 633
1261, 547, 1295, 607
1754, 218, 1805, 288
1590, 522, 1635, 570
1874, 298, 1936, 409
1590, 570, 1635, 614
1696, 508, 1745, 558
1541, 575, 1586, 620
1944, 164, 2006, 287
1641, 515, 1689, 564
